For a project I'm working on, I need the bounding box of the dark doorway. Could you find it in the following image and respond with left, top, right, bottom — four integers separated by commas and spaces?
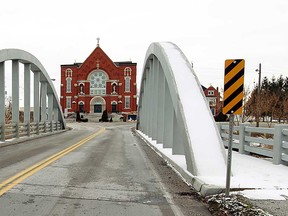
94, 104, 102, 113
112, 104, 117, 113
79, 104, 84, 113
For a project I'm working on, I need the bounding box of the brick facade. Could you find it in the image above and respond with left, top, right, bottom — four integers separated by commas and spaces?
60, 44, 137, 115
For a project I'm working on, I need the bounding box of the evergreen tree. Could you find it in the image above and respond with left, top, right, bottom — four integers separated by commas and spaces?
246, 75, 288, 125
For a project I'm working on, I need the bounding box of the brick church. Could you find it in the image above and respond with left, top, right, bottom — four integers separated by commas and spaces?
60, 39, 137, 115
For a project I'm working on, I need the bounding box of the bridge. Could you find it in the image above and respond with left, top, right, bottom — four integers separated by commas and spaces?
1, 43, 288, 215
0, 49, 66, 141
0, 44, 227, 185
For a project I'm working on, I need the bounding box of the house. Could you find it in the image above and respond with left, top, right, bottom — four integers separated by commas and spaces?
202, 85, 221, 116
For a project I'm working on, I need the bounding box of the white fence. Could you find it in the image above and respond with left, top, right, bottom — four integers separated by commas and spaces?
217, 123, 288, 165
0, 121, 63, 141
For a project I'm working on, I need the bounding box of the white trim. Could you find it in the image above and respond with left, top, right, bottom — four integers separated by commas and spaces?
124, 67, 132, 76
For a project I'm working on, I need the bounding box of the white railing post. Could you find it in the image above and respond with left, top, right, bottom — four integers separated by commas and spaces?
24, 63, 31, 137
273, 125, 288, 165
41, 81, 47, 122
50, 120, 53, 132
34, 71, 40, 135
12, 60, 19, 126
0, 124, 4, 141
239, 123, 250, 154
0, 62, 5, 141
15, 122, 19, 138
27, 122, 30, 137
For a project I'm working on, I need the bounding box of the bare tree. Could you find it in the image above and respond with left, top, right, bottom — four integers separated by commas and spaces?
284, 98, 288, 123
5, 96, 12, 124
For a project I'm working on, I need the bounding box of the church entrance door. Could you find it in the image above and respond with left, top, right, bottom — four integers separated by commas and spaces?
94, 104, 102, 113
112, 104, 117, 113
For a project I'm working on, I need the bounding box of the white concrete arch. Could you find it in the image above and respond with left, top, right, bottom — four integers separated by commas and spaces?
137, 42, 227, 178
0, 48, 66, 133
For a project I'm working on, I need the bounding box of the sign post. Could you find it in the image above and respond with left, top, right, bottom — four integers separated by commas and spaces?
223, 59, 245, 197
225, 112, 234, 197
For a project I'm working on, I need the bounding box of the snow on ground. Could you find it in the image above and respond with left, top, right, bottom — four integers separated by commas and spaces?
139, 43, 288, 201
230, 152, 288, 200
140, 132, 288, 200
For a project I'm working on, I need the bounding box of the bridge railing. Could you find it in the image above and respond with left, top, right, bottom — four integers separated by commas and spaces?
217, 122, 288, 165
0, 121, 63, 141
0, 49, 66, 142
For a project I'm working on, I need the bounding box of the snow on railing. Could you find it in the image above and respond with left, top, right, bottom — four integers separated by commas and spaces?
217, 123, 288, 165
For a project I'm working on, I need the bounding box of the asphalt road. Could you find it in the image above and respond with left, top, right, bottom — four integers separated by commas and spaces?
0, 122, 211, 216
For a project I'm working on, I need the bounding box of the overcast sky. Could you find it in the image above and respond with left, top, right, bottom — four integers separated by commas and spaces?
1, 0, 288, 98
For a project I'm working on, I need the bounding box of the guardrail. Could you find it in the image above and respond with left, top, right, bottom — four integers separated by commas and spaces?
0, 121, 63, 142
217, 122, 288, 165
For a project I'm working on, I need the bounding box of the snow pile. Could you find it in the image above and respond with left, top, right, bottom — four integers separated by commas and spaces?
206, 194, 272, 216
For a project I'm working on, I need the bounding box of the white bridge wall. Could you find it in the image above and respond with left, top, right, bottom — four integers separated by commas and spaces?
137, 42, 227, 177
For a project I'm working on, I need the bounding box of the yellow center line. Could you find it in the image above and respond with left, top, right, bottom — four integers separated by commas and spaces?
0, 127, 106, 197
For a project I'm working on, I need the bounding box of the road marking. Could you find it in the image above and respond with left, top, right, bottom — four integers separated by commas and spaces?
0, 127, 105, 197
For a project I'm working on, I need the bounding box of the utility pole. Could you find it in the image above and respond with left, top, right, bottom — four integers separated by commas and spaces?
255, 63, 261, 127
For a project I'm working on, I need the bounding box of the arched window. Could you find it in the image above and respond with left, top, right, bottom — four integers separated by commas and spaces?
65, 68, 73, 77
124, 67, 132, 76
111, 101, 117, 113
66, 77, 72, 93
89, 70, 108, 95
125, 77, 131, 92
79, 101, 84, 112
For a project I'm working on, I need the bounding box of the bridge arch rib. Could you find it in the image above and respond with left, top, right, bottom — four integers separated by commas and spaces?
137, 42, 227, 178
0, 49, 66, 140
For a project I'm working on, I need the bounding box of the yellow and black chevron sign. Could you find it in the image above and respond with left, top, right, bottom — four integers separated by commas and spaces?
223, 59, 245, 115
